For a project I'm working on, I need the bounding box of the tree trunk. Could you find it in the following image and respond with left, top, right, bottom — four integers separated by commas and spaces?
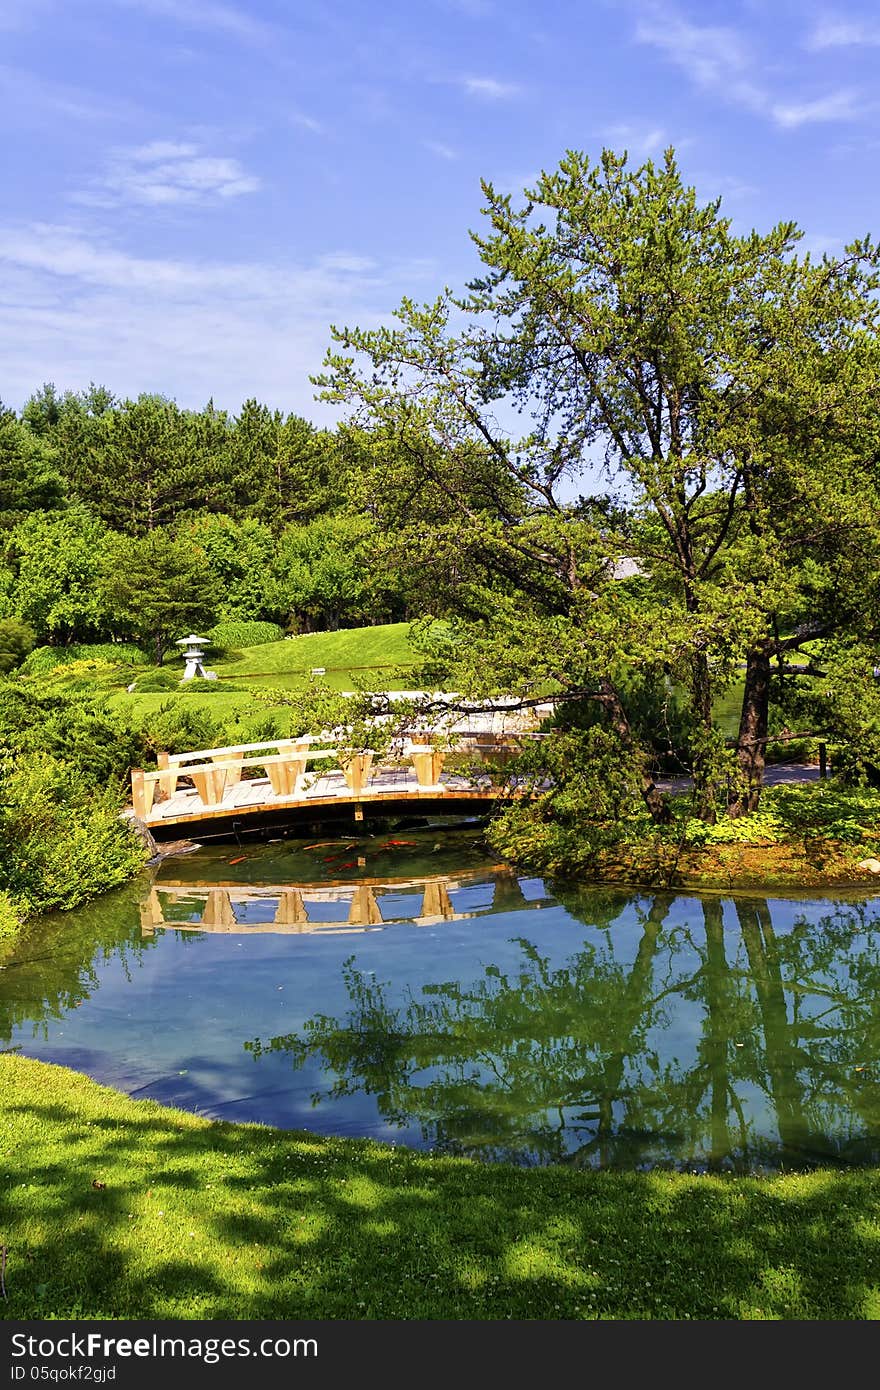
599, 678, 672, 824
690, 650, 718, 824
729, 643, 771, 816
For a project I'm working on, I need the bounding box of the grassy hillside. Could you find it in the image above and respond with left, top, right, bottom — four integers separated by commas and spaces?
17, 623, 433, 731
215, 622, 423, 683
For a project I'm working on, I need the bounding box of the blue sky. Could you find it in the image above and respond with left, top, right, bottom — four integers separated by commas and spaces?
1, 0, 878, 422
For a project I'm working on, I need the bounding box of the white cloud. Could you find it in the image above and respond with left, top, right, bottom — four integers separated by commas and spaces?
76, 141, 261, 207
107, 0, 274, 45
772, 88, 861, 128
290, 112, 326, 135
460, 76, 520, 99
0, 62, 140, 125
0, 222, 436, 417
806, 16, 880, 49
600, 123, 670, 158
634, 4, 764, 111
424, 140, 458, 160
634, 2, 863, 129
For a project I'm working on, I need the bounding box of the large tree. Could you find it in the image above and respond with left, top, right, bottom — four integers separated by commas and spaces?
98, 530, 220, 664
316, 148, 880, 821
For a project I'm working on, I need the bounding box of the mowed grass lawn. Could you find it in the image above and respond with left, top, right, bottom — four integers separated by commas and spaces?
104, 622, 430, 726
214, 623, 425, 686
2, 1056, 880, 1321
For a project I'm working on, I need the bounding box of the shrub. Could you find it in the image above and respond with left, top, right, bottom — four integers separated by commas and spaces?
30, 659, 128, 694
208, 620, 284, 650
0, 683, 146, 785
181, 678, 244, 693
141, 700, 223, 755
0, 619, 36, 675
127, 669, 180, 693
20, 643, 149, 675
0, 888, 21, 942
0, 753, 147, 917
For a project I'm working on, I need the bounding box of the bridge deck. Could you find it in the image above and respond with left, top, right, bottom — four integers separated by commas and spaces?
132, 735, 519, 837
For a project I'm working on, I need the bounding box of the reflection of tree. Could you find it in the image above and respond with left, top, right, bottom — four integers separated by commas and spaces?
0, 879, 156, 1042
247, 893, 880, 1169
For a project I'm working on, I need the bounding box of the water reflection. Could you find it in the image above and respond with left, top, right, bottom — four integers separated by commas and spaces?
142, 866, 550, 935
248, 887, 880, 1171
2, 838, 880, 1172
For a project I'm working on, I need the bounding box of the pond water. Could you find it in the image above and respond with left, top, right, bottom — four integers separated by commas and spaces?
2, 827, 880, 1171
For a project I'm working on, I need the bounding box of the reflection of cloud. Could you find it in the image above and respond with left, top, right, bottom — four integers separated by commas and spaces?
0, 222, 436, 415
76, 141, 261, 207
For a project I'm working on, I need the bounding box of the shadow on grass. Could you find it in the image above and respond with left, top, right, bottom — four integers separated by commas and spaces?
2, 1059, 880, 1321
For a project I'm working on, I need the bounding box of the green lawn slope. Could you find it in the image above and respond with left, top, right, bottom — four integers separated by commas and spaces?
2, 1055, 879, 1321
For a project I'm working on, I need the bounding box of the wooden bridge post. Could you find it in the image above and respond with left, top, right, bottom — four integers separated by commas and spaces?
341, 752, 374, 796
410, 748, 445, 788
130, 768, 155, 819
191, 765, 227, 807
156, 751, 178, 799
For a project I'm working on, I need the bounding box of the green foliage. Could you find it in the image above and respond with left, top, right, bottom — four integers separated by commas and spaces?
8, 507, 113, 643
30, 659, 128, 694
141, 699, 223, 755
20, 642, 148, 674
126, 668, 180, 693
0, 402, 63, 527
64, 393, 233, 535
317, 145, 880, 824
181, 677, 243, 693
0, 753, 146, 917
0, 683, 145, 785
208, 619, 284, 649
0, 888, 21, 941
98, 529, 220, 664
0, 618, 36, 674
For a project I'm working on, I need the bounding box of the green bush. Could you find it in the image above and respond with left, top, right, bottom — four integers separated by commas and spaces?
30, 658, 128, 693
0, 753, 147, 917
208, 620, 284, 651
0, 683, 147, 785
127, 669, 180, 693
0, 888, 21, 941
181, 678, 244, 693
20, 643, 149, 675
0, 619, 36, 675
141, 700, 223, 755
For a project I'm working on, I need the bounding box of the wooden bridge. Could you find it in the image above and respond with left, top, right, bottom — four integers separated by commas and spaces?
130, 731, 526, 840
141, 867, 552, 936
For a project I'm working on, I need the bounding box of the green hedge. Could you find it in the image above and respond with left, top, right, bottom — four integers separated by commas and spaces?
208, 620, 284, 650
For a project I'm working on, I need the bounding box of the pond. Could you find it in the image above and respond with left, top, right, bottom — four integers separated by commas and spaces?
2, 827, 880, 1172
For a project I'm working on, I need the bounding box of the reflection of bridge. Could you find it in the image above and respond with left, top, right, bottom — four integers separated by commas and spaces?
130, 729, 535, 839
140, 868, 552, 936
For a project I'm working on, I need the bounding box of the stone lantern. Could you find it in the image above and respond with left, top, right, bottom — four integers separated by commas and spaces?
176, 634, 217, 681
